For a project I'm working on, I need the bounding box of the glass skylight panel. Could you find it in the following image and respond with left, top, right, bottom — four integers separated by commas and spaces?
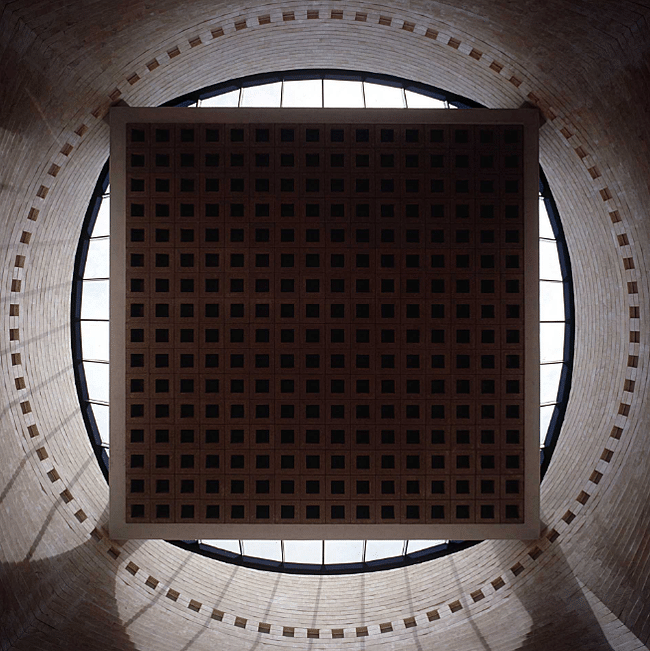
364, 540, 404, 561
324, 540, 364, 564
283, 540, 323, 564
200, 90, 240, 107
93, 198, 111, 237
92, 403, 110, 445
323, 79, 364, 107
363, 82, 405, 108
540, 322, 566, 363
203, 540, 241, 554
539, 199, 555, 239
539, 239, 563, 281
240, 82, 282, 107
84, 238, 110, 279
404, 90, 447, 109
540, 363, 563, 404
282, 79, 322, 107
84, 361, 109, 403
539, 281, 565, 322
81, 321, 110, 361
406, 540, 446, 553
242, 540, 282, 561
539, 405, 555, 443
81, 280, 109, 320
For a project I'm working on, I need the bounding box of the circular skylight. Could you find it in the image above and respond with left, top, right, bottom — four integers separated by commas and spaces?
73, 71, 572, 572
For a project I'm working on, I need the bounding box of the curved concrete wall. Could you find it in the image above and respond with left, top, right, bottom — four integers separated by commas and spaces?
0, 2, 648, 649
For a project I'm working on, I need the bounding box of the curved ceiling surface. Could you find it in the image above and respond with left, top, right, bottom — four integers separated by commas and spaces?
1, 2, 648, 650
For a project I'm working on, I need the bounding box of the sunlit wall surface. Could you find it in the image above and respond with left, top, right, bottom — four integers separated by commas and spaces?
74, 72, 572, 571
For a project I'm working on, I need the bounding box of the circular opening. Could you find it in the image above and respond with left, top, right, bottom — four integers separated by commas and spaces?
72, 70, 573, 573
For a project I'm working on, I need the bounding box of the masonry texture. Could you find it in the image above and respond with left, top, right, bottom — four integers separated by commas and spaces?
0, 1, 649, 650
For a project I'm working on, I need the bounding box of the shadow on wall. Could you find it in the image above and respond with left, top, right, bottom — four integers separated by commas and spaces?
488, 539, 617, 650
0, 502, 138, 651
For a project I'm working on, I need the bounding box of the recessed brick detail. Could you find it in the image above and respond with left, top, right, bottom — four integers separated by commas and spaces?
258, 15, 271, 25
589, 470, 603, 484
511, 562, 524, 576
610, 426, 623, 439
211, 27, 224, 38
27, 207, 39, 220
47, 468, 60, 482
528, 546, 542, 560
426, 609, 440, 621
60, 143, 73, 156
448, 37, 461, 49
449, 600, 463, 613
576, 490, 590, 505
356, 626, 368, 636
127, 73, 140, 85
469, 48, 483, 60
126, 561, 139, 575
147, 59, 160, 71
355, 12, 367, 22
189, 600, 202, 612
402, 21, 415, 32
166, 588, 179, 601
234, 20, 247, 31
145, 575, 159, 588
36, 447, 48, 461
425, 27, 438, 39
212, 609, 224, 620
547, 528, 559, 543
380, 621, 394, 631
60, 488, 73, 503
470, 589, 485, 602
330, 10, 343, 20
307, 10, 319, 19
379, 15, 392, 26
189, 37, 202, 48
27, 424, 39, 438
404, 616, 417, 627
36, 185, 49, 198
491, 576, 505, 590
489, 61, 503, 73
259, 622, 271, 633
